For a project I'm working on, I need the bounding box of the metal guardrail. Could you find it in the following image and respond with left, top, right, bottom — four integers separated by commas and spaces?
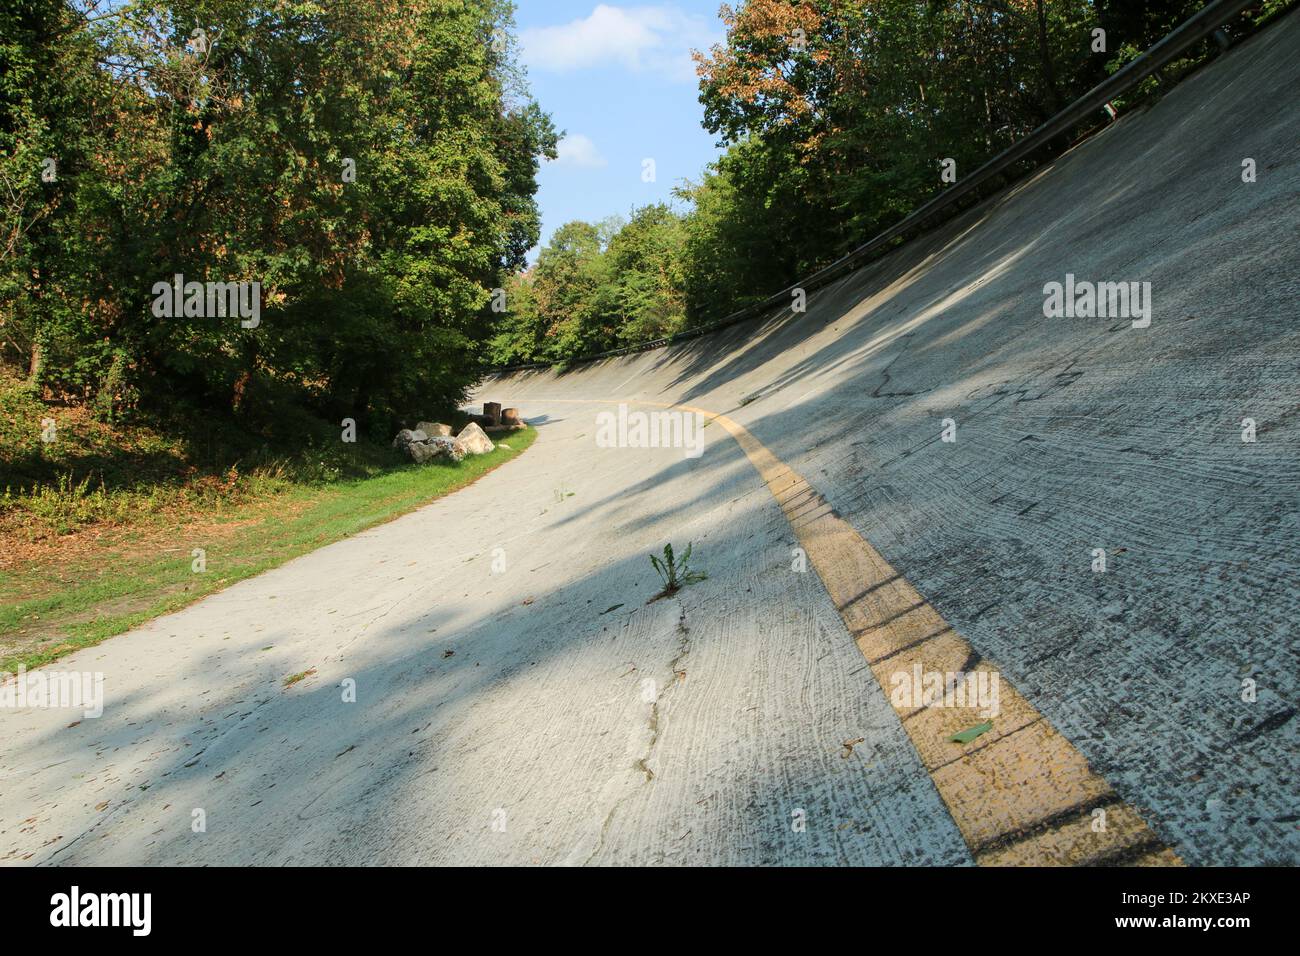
492, 0, 1258, 375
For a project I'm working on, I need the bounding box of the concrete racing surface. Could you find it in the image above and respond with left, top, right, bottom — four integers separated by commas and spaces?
2, 12, 1296, 866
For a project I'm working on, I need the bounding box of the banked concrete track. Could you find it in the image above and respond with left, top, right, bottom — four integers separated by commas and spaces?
474, 15, 1300, 865
1, 13, 1296, 866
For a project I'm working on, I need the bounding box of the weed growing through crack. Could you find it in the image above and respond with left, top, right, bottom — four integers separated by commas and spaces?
648, 543, 707, 601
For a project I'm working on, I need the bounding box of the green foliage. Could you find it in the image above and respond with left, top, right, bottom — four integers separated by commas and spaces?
0, 362, 473, 542
648, 541, 707, 598
533, 219, 607, 359
694, 0, 1107, 277
485, 204, 688, 366
490, 0, 1269, 367
602, 204, 687, 345
675, 139, 803, 324
5, 0, 1275, 386
0, 0, 555, 432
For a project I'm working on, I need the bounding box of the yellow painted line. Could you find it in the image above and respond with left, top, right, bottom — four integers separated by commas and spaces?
539, 396, 1179, 866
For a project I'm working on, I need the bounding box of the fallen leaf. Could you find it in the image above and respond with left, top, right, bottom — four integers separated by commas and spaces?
950, 720, 993, 744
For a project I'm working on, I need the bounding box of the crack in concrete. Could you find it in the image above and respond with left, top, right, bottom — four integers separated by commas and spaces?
581, 603, 692, 865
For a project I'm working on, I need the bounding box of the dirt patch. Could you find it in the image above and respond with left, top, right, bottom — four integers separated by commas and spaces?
0, 492, 320, 667
0, 581, 198, 664
0, 494, 315, 582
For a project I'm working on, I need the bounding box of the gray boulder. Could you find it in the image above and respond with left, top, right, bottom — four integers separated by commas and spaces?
432, 436, 467, 463
394, 428, 467, 464
415, 436, 466, 464
416, 421, 453, 437
407, 440, 435, 464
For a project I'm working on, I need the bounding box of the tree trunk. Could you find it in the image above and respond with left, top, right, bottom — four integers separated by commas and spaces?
1035, 0, 1061, 115
27, 339, 43, 387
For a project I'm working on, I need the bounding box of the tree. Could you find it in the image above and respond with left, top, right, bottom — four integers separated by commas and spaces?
693, 0, 1098, 285
0, 0, 555, 430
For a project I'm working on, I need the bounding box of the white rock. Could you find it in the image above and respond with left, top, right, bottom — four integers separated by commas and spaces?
456, 422, 495, 455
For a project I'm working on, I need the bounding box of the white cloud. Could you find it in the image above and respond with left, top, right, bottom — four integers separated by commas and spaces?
550, 134, 608, 169
520, 4, 718, 83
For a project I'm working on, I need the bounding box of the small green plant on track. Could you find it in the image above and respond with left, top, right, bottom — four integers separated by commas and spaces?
648, 542, 707, 601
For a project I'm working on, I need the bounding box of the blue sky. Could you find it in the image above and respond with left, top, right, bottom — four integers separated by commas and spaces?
513, 2, 728, 259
